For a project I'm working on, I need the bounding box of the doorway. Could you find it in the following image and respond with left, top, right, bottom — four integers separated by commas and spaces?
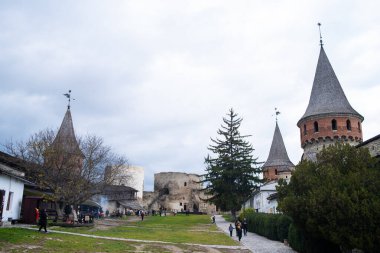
0, 190, 5, 221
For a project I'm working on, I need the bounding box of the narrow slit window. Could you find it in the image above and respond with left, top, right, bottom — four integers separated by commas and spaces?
346, 120, 351, 131
332, 119, 337, 130
314, 121, 319, 133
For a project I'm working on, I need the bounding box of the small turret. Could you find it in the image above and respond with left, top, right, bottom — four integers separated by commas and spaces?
263, 120, 294, 181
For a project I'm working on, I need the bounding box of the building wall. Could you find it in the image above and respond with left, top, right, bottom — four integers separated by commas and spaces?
244, 181, 283, 214
247, 190, 278, 214
359, 137, 380, 158
0, 174, 24, 223
263, 167, 292, 181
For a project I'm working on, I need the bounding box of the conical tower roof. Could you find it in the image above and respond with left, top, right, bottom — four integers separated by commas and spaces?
52, 108, 83, 156
263, 122, 294, 170
298, 46, 363, 126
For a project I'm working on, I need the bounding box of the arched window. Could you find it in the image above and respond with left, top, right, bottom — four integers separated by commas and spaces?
332, 119, 337, 130
346, 120, 351, 131
314, 121, 319, 133
303, 124, 307, 135
358, 122, 361, 133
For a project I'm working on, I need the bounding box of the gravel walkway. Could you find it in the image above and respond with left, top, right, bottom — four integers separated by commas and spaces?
214, 215, 297, 253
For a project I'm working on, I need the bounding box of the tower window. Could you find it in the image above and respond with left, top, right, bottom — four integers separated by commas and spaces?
303, 124, 307, 135
275, 169, 278, 175
314, 121, 319, 133
358, 122, 361, 133
332, 119, 337, 130
346, 120, 351, 131
184, 182, 187, 187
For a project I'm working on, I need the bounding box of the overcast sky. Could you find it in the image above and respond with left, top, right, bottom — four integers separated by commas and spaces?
1, 1, 379, 191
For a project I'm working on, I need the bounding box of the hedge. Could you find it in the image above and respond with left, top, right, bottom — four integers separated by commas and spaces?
239, 209, 292, 242
238, 210, 340, 253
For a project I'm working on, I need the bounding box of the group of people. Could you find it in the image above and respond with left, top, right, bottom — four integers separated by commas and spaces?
228, 218, 248, 241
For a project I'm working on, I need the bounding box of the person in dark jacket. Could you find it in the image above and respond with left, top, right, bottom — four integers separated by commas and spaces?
236, 223, 243, 241
242, 218, 248, 236
38, 209, 48, 233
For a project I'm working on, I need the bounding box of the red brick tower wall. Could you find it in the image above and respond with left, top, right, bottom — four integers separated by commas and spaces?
299, 115, 363, 148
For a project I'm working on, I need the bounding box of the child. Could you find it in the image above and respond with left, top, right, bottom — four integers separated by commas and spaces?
228, 224, 234, 237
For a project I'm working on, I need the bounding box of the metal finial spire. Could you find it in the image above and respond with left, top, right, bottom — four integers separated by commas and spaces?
318, 22, 323, 47
274, 107, 281, 122
63, 90, 73, 109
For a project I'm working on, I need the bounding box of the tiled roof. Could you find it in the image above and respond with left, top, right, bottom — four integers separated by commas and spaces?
298, 46, 363, 125
0, 151, 27, 171
104, 185, 138, 193
263, 122, 294, 170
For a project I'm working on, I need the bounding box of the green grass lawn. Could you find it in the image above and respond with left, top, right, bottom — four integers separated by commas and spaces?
53, 214, 234, 245
0, 228, 137, 253
0, 214, 240, 252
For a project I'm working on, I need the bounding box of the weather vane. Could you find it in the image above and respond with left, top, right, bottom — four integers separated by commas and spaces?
318, 22, 323, 46
273, 107, 281, 121
63, 90, 75, 109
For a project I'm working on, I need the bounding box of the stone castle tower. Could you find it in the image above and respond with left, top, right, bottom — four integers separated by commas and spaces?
263, 121, 294, 181
297, 44, 364, 160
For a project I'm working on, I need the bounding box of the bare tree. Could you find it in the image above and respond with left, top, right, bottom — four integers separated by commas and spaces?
2, 128, 129, 215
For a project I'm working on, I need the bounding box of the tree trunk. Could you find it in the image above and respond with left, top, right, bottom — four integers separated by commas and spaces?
55, 201, 64, 221
231, 209, 236, 221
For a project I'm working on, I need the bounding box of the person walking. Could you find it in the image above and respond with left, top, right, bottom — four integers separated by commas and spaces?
38, 209, 48, 233
228, 224, 234, 237
236, 223, 243, 241
242, 218, 248, 236
141, 210, 145, 221
35, 208, 39, 224
234, 219, 240, 236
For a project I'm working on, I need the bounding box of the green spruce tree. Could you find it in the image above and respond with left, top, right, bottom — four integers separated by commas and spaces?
202, 109, 262, 219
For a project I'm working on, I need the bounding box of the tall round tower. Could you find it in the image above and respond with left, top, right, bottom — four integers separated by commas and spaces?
297, 45, 364, 160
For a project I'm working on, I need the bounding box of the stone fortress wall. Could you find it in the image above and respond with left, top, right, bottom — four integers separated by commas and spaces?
143, 172, 216, 214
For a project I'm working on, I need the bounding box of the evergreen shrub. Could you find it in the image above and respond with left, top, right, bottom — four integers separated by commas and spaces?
239, 209, 291, 242
277, 215, 292, 242
288, 223, 305, 252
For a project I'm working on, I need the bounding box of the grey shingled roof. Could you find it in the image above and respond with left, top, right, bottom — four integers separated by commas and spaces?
298, 46, 363, 126
263, 122, 294, 170
52, 108, 83, 156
